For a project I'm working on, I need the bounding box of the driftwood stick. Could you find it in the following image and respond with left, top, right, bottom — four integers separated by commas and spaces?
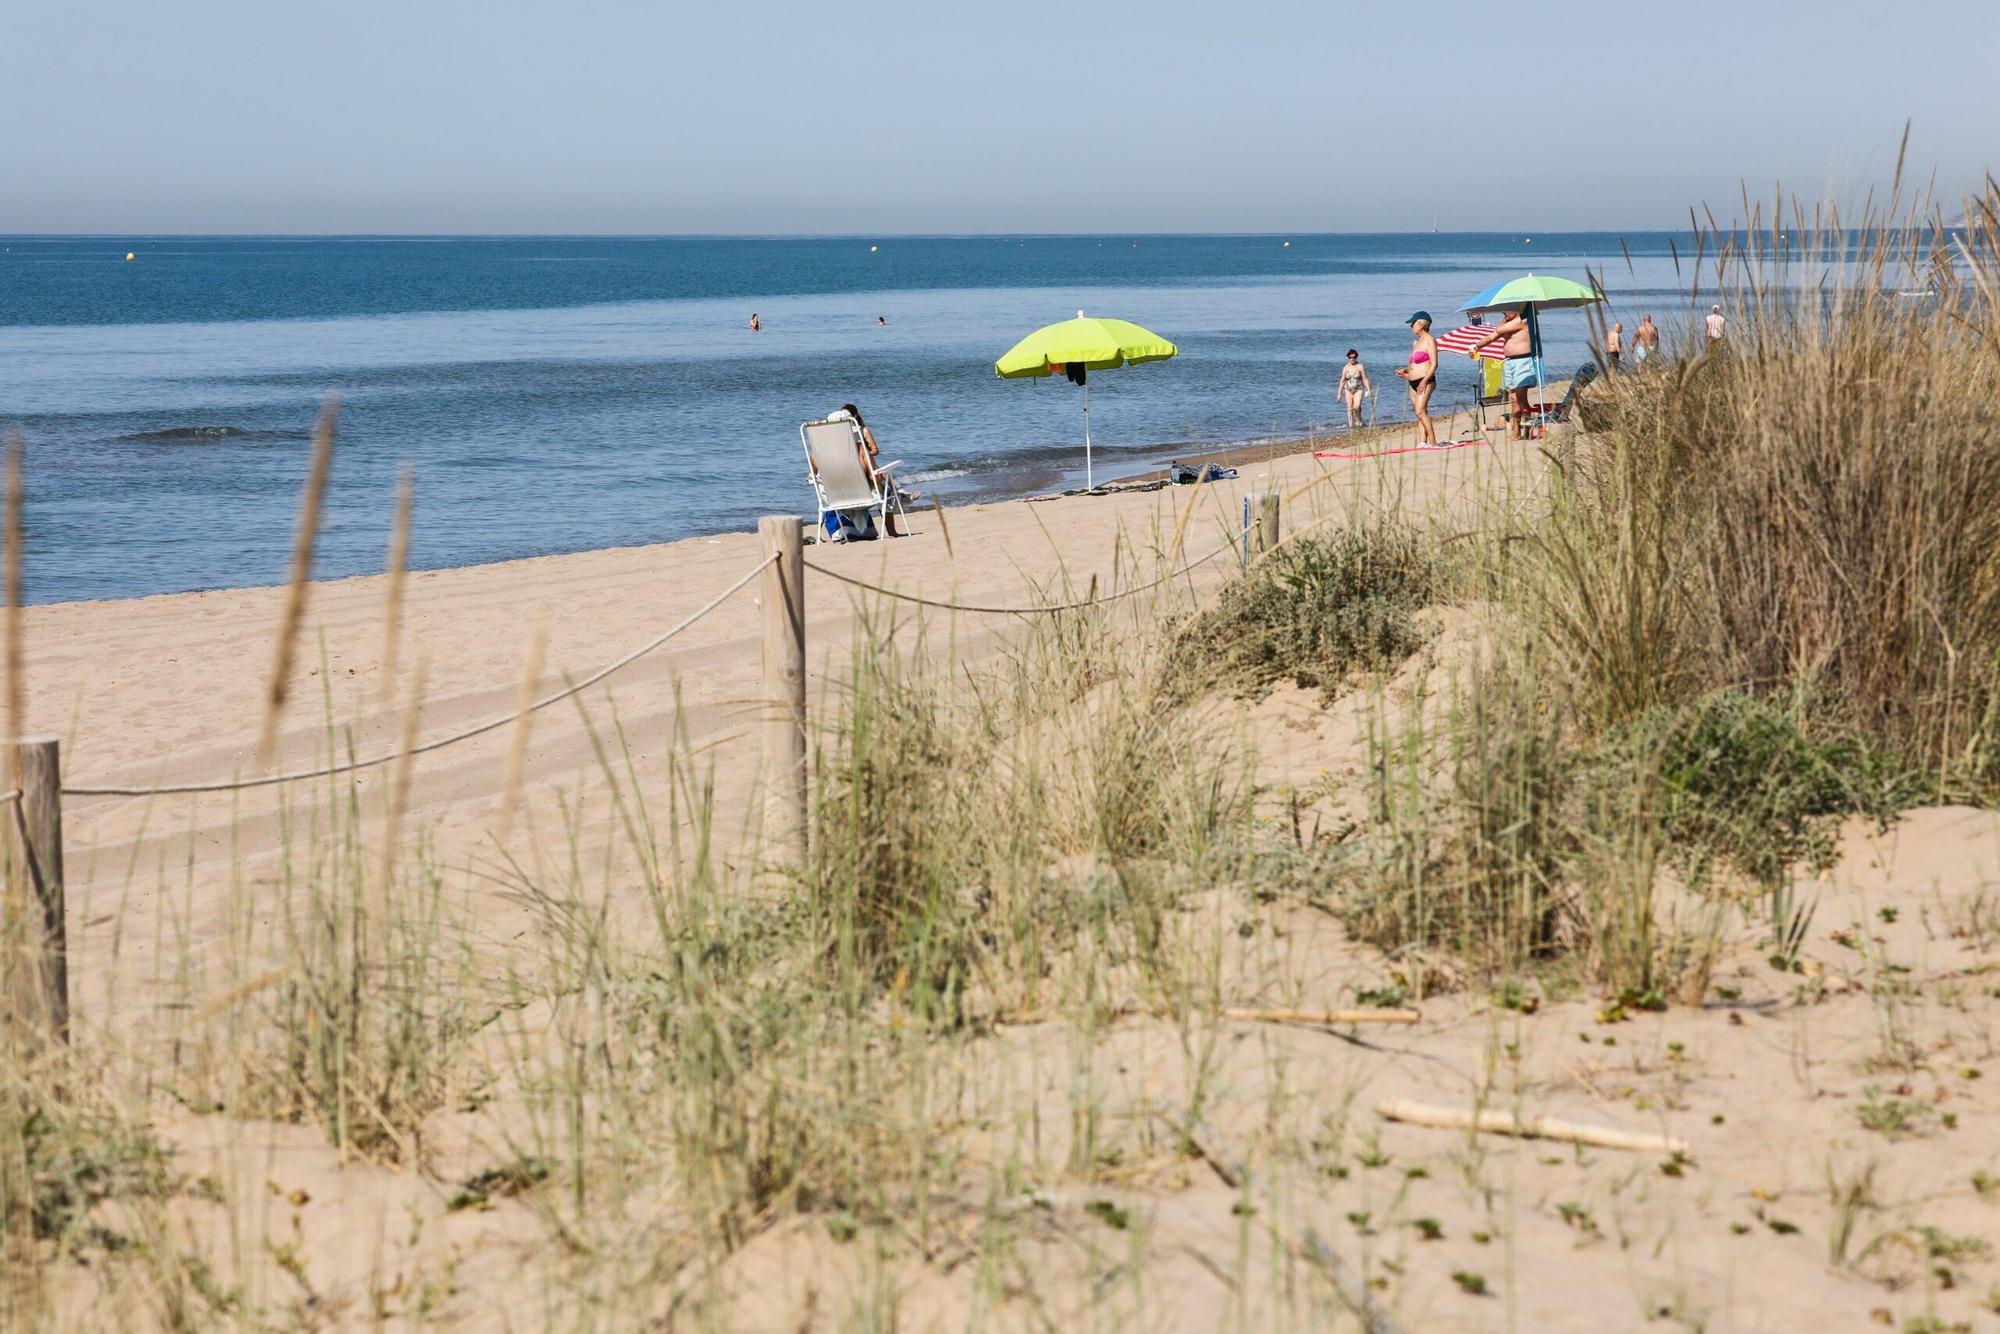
1376, 1098, 1691, 1157
997, 1004, 1421, 1028
1221, 1006, 1420, 1027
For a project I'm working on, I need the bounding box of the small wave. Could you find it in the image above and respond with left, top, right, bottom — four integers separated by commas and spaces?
116, 425, 299, 444
899, 466, 969, 484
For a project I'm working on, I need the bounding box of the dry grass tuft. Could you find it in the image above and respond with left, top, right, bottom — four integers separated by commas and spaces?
378, 461, 413, 705
257, 396, 339, 766
1548, 186, 2000, 787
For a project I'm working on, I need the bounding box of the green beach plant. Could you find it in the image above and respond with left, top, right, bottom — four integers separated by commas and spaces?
1187, 523, 1446, 699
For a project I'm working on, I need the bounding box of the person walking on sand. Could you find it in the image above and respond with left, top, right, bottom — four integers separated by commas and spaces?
1394, 313, 1440, 447
1468, 306, 1538, 440
1633, 314, 1660, 367
1338, 348, 1372, 430
1606, 321, 1623, 370
1704, 304, 1726, 347
749, 312, 761, 332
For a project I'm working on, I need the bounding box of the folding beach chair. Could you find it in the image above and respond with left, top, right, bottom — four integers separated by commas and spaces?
1475, 356, 1507, 429
1434, 324, 1508, 430
1518, 363, 1599, 435
799, 417, 905, 544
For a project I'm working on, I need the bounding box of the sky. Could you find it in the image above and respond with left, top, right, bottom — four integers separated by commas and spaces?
3, 0, 1994, 235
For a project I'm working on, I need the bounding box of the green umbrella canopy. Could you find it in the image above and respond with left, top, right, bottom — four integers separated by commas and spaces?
1461, 274, 1604, 315
995, 312, 1178, 378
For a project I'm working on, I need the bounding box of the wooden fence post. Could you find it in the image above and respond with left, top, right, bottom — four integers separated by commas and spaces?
1252, 492, 1282, 558
7, 737, 65, 1043
758, 518, 807, 865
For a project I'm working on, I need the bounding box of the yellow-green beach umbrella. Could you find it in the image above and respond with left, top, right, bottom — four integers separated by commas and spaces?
995, 313, 1178, 378
995, 311, 1178, 490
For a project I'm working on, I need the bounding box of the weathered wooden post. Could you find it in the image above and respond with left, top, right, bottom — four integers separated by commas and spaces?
1252, 491, 1282, 559
8, 736, 65, 1043
758, 518, 807, 865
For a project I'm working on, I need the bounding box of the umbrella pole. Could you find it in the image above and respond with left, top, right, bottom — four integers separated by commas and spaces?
1083, 378, 1093, 490
1528, 304, 1546, 437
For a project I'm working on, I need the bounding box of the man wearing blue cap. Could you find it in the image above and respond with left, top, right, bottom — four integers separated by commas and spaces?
1468, 307, 1537, 440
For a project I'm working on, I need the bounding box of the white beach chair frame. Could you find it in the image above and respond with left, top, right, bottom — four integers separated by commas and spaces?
799, 418, 905, 544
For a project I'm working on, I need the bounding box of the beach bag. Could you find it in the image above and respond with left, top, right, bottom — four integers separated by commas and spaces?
823, 508, 877, 542
1170, 461, 1238, 485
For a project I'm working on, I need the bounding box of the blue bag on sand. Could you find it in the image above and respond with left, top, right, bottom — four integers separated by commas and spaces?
1169, 461, 1239, 485
824, 509, 878, 542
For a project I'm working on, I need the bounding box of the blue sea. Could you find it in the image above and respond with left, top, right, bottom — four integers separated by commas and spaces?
1, 233, 1695, 604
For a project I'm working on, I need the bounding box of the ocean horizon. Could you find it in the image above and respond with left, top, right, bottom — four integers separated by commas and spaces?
3, 232, 1694, 603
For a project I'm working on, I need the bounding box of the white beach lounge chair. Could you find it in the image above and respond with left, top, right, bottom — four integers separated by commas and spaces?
799, 417, 904, 543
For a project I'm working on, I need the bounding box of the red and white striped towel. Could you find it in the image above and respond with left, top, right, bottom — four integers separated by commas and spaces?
1435, 325, 1510, 361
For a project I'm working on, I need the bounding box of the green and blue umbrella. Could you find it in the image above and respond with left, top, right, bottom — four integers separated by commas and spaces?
1461, 273, 1604, 315
1459, 274, 1605, 416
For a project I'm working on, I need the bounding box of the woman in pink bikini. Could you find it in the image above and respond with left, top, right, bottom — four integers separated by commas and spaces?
1394, 311, 1440, 446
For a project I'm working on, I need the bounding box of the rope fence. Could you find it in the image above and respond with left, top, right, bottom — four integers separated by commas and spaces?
56, 391, 1518, 806
60, 500, 1253, 800
7, 426, 1525, 1045
802, 521, 1244, 615
62, 553, 777, 798
57, 441, 1503, 803
59, 466, 1400, 800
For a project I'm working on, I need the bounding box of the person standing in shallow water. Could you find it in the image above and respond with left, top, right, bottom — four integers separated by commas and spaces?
1338, 348, 1372, 430
1606, 321, 1623, 370
1394, 313, 1440, 446
748, 313, 761, 332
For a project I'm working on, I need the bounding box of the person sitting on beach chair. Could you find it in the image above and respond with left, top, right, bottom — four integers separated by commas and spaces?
830, 404, 922, 537
800, 408, 909, 543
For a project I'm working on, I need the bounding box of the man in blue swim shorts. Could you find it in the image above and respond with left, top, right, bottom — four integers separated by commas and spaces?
1633, 313, 1660, 366
1502, 352, 1542, 391
1468, 307, 1537, 439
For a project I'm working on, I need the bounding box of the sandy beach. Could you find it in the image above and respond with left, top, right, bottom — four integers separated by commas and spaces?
39, 408, 1500, 1009
21, 383, 2000, 1330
